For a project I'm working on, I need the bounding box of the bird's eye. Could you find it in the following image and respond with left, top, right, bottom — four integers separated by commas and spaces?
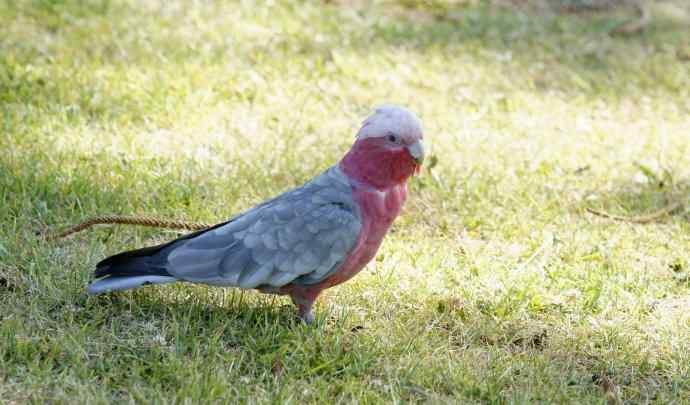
387, 133, 399, 143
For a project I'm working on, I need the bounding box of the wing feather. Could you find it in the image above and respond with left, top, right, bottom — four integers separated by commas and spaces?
163, 167, 361, 288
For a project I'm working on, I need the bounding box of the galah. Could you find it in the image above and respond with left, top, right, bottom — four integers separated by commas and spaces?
88, 105, 425, 323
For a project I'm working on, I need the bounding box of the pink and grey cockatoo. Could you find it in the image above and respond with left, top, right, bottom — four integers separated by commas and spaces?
88, 105, 425, 323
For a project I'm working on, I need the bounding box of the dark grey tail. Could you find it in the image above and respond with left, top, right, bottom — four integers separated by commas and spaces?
88, 243, 177, 295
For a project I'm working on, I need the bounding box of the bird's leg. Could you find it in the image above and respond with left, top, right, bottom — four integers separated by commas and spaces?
290, 293, 318, 325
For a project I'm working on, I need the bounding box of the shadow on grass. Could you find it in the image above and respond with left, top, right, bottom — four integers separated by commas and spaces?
349, 3, 687, 95
84, 288, 302, 331
3, 0, 688, 111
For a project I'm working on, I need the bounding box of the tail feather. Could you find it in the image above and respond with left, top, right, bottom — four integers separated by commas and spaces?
91, 241, 177, 294
88, 275, 176, 295
89, 220, 231, 294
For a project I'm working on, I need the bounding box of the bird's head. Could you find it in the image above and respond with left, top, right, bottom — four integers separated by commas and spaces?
340, 105, 425, 189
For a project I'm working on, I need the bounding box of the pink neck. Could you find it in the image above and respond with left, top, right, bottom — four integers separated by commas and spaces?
339, 138, 417, 190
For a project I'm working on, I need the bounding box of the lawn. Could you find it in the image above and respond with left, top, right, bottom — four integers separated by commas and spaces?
1, 0, 689, 402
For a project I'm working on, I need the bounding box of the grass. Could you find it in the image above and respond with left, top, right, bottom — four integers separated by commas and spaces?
1, 0, 689, 402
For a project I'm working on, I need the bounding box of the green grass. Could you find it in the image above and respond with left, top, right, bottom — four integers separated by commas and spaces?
2, 0, 690, 402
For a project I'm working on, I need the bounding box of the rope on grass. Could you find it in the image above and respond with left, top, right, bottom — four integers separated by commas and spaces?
586, 201, 684, 224
39, 215, 213, 241
611, 0, 651, 35
40, 198, 684, 241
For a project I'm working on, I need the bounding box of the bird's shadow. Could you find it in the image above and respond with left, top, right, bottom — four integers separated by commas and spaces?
67, 288, 325, 347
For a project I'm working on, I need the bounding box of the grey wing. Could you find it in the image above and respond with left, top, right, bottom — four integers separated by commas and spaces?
164, 169, 362, 289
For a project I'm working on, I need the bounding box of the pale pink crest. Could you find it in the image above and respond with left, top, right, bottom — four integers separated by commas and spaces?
356, 105, 424, 143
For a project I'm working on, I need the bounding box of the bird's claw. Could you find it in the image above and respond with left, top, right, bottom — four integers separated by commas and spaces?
299, 311, 315, 325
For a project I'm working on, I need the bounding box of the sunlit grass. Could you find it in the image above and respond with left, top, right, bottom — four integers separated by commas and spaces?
1, 0, 689, 402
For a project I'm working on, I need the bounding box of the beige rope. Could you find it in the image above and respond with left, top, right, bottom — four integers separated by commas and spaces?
586, 201, 683, 224
40, 215, 213, 241
41, 198, 683, 241
611, 0, 651, 35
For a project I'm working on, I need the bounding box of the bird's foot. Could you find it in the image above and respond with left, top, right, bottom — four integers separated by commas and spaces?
290, 291, 318, 325
299, 310, 315, 325
291, 293, 317, 325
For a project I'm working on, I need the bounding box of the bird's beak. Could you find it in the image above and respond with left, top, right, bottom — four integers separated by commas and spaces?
407, 140, 425, 165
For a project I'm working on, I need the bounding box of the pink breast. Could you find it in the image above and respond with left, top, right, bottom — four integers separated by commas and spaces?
316, 183, 407, 289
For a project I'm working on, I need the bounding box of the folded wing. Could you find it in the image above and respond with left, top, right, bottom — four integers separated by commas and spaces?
165, 167, 362, 289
